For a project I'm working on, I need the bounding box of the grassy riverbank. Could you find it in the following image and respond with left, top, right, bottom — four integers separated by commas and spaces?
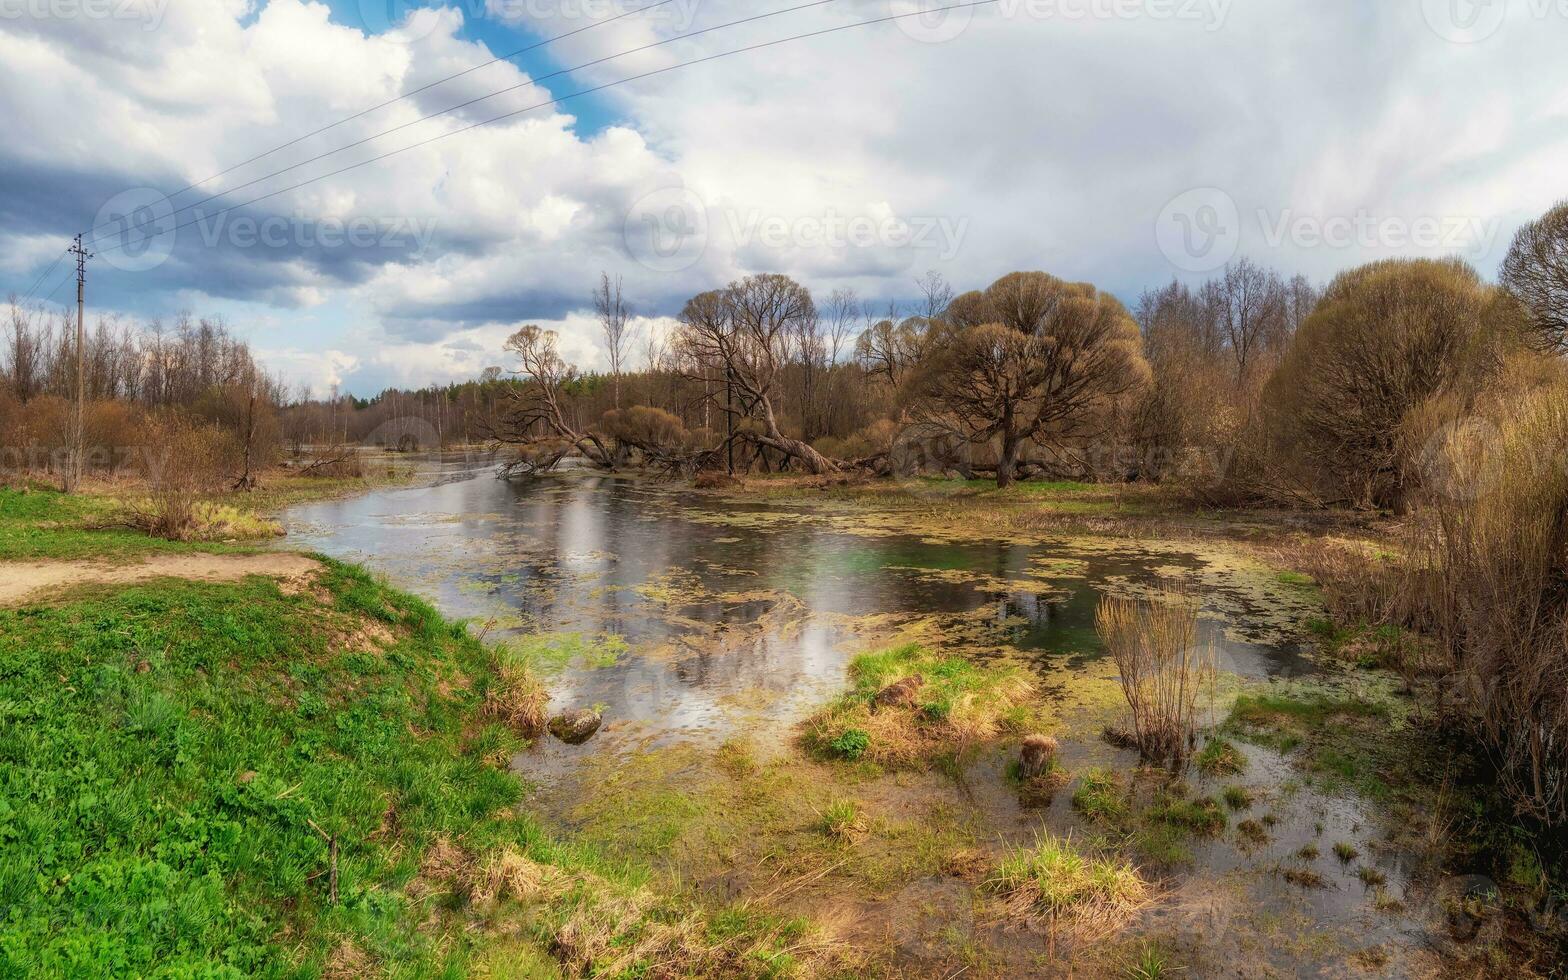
0, 551, 836, 977
0, 467, 414, 561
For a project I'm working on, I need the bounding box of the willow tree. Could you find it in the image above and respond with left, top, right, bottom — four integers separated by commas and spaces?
677, 273, 839, 474
910, 271, 1149, 488
1262, 258, 1506, 509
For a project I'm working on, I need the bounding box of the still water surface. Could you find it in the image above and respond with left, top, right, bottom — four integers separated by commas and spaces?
281, 458, 1316, 745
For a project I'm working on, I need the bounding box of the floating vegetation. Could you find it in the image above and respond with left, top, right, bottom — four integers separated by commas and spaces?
496, 631, 628, 673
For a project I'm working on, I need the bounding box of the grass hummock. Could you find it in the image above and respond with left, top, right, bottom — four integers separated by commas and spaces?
801, 642, 1035, 769
987, 831, 1150, 940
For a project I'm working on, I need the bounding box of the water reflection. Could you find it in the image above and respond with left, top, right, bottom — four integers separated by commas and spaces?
281, 462, 1315, 744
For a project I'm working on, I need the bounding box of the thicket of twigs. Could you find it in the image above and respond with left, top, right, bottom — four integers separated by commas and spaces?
1096, 587, 1214, 766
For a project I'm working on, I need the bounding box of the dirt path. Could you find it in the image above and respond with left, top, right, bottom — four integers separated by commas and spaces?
0, 553, 321, 606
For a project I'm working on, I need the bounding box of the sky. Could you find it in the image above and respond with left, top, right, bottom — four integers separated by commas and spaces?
1, 0, 1565, 396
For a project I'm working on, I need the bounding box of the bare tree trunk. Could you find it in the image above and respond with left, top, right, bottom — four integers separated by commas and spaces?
996, 425, 1022, 489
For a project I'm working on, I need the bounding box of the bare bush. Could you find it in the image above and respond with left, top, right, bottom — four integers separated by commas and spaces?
1096, 587, 1214, 765
128, 416, 232, 540
1500, 198, 1568, 354
910, 271, 1150, 488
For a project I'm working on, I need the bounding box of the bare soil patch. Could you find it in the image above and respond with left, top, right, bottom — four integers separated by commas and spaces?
0, 552, 321, 605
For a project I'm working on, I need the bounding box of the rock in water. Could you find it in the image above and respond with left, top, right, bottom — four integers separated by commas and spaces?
872, 676, 925, 711
548, 709, 603, 745
1019, 733, 1059, 779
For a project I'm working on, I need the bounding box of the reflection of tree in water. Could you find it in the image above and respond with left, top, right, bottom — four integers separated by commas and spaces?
987, 588, 1104, 655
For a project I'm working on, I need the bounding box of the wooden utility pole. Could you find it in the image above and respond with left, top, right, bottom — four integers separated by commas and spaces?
66, 234, 92, 492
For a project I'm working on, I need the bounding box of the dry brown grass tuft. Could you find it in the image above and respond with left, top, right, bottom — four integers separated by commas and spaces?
1419, 383, 1568, 824
1096, 587, 1214, 766
482, 661, 548, 739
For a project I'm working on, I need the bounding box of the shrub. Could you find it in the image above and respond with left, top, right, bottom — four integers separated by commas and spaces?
126, 415, 234, 539
1261, 258, 1508, 510
1097, 587, 1214, 765
1420, 380, 1568, 824
828, 728, 870, 761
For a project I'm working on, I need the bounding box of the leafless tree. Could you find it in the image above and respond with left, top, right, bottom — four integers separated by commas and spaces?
1203, 259, 1287, 387
1500, 199, 1568, 354
677, 274, 839, 474
492, 324, 615, 474
823, 287, 860, 365
594, 272, 631, 408
914, 269, 954, 325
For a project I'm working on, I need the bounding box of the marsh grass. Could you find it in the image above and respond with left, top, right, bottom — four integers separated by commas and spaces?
1072, 768, 1131, 822
802, 642, 1035, 769
1097, 587, 1215, 765
988, 831, 1150, 943
1222, 785, 1253, 811
481, 650, 549, 739
1195, 737, 1245, 775
817, 800, 868, 843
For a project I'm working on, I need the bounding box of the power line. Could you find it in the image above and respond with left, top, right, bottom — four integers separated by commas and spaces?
83, 0, 844, 250
23, 1, 683, 299
16, 247, 71, 304
157, 0, 684, 203
96, 0, 999, 260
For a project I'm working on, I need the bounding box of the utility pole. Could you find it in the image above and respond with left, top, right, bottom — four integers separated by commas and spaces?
66, 234, 93, 493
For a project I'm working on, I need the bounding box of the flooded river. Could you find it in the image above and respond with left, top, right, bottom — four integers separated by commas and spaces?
279, 458, 1456, 976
